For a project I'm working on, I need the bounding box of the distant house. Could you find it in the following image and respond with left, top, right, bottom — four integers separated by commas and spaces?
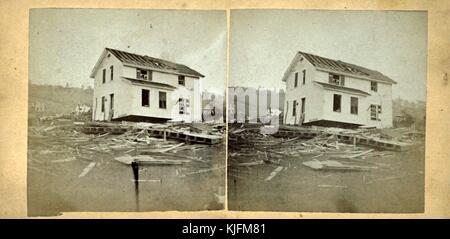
90, 48, 204, 122
74, 104, 91, 115
282, 51, 396, 128
202, 91, 225, 123
228, 86, 285, 123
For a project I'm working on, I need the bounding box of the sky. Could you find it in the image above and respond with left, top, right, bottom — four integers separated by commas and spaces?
229, 10, 428, 102
29, 9, 227, 94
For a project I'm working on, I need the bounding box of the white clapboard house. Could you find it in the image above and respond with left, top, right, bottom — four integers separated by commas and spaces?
282, 51, 396, 128
90, 48, 204, 123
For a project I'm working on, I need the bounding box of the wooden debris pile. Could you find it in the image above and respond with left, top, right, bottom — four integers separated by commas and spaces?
78, 121, 225, 144
28, 120, 225, 179
228, 124, 423, 174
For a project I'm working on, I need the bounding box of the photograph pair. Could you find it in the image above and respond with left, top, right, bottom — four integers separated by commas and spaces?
28, 9, 426, 216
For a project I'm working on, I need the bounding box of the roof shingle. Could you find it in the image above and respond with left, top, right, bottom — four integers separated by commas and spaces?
299, 51, 396, 84
106, 48, 204, 78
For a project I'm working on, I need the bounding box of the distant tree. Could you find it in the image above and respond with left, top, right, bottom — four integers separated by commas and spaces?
65, 82, 69, 88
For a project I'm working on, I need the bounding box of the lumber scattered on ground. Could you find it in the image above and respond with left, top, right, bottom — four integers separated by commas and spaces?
228, 124, 423, 178
28, 117, 225, 179
79, 162, 96, 177
302, 160, 377, 171
264, 166, 284, 181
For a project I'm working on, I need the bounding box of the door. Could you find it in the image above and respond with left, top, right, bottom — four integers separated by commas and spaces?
109, 93, 114, 120
301, 97, 306, 124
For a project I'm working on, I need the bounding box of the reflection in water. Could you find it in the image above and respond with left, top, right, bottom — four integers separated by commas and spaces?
131, 161, 140, 212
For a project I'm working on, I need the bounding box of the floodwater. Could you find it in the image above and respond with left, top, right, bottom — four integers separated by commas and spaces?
28, 137, 225, 216
228, 143, 425, 213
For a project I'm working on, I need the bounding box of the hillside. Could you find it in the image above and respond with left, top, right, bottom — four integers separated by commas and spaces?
29, 84, 93, 116
392, 98, 426, 130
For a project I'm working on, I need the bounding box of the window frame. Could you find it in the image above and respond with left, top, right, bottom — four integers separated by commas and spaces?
329, 73, 345, 86
350, 97, 358, 115
179, 98, 185, 114
301, 97, 306, 114
159, 91, 167, 109
102, 69, 106, 84
110, 65, 114, 81
137, 69, 152, 81
178, 75, 185, 86
370, 104, 382, 121
141, 89, 150, 107
292, 100, 297, 116
371, 81, 378, 92
294, 72, 298, 88
302, 70, 306, 85
333, 94, 342, 112
101, 96, 105, 112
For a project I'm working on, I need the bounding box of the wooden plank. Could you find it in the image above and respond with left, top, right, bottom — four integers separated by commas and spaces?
264, 166, 284, 181
236, 160, 264, 167
340, 149, 374, 159
179, 166, 225, 177
51, 157, 78, 163
79, 162, 96, 178
159, 142, 184, 153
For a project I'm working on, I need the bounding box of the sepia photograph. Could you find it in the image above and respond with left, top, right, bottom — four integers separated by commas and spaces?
227, 10, 427, 213
27, 9, 227, 216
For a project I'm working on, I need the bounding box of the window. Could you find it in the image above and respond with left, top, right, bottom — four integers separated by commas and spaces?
101, 96, 105, 112
329, 73, 345, 86
370, 104, 382, 121
371, 81, 378, 92
177, 98, 191, 115
110, 66, 114, 81
179, 98, 185, 114
302, 70, 306, 85
109, 94, 114, 118
186, 99, 190, 114
292, 100, 297, 116
350, 97, 358, 115
301, 98, 306, 113
159, 91, 167, 109
102, 69, 106, 84
137, 69, 152, 81
294, 72, 298, 87
110, 94, 114, 110
333, 94, 341, 112
370, 105, 377, 120
141, 89, 150, 107
178, 75, 185, 86
285, 101, 289, 122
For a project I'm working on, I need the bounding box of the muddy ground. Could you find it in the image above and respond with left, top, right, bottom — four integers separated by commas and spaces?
228, 131, 424, 213
28, 130, 225, 216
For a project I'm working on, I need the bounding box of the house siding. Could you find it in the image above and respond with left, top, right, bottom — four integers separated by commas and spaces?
92, 52, 131, 121
315, 70, 393, 127
283, 53, 394, 128
92, 50, 202, 122
321, 90, 367, 125
284, 57, 323, 125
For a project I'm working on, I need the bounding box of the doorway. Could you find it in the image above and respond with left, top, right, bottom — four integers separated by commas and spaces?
109, 93, 114, 120
301, 97, 305, 124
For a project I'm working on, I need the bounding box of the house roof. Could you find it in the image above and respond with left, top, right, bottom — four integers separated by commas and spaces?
90, 48, 204, 78
123, 77, 177, 89
282, 51, 396, 84
314, 81, 371, 96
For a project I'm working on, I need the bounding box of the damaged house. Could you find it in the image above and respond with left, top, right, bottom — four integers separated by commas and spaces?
282, 51, 396, 128
90, 48, 204, 122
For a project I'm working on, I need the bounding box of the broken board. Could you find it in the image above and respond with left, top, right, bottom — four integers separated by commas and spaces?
302, 160, 377, 171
